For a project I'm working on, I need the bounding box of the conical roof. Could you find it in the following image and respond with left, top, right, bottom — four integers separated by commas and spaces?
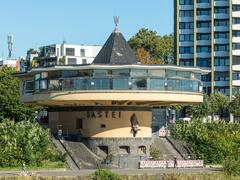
92, 29, 139, 65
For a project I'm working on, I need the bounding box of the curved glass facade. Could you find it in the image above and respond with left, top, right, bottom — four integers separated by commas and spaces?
23, 68, 203, 94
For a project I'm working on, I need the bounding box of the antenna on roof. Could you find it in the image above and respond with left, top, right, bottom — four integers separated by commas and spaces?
7, 34, 13, 59
113, 16, 119, 31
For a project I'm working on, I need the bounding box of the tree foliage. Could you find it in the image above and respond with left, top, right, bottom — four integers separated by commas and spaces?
229, 94, 240, 116
186, 96, 210, 119
128, 28, 174, 64
135, 48, 164, 65
208, 93, 229, 115
186, 93, 229, 119
171, 120, 240, 164
0, 119, 65, 167
0, 67, 41, 122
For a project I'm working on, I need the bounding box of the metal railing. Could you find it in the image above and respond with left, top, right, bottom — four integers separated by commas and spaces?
30, 77, 202, 94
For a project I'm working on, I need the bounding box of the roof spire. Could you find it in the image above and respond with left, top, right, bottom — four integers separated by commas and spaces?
113, 16, 119, 32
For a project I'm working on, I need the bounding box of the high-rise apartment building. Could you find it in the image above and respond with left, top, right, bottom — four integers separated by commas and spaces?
174, 0, 240, 97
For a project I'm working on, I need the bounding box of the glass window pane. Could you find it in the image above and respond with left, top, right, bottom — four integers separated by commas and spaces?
41, 72, 48, 79
62, 79, 75, 90
35, 80, 40, 90
149, 79, 165, 90
131, 69, 147, 77
24, 81, 34, 93
112, 69, 130, 77
132, 78, 147, 90
93, 69, 108, 77
62, 71, 78, 77
148, 70, 165, 77
75, 79, 91, 90
78, 70, 92, 77
113, 78, 129, 89
177, 71, 190, 78
166, 70, 177, 78
40, 80, 48, 90
49, 80, 60, 90
92, 79, 110, 89
35, 74, 40, 80
167, 80, 181, 91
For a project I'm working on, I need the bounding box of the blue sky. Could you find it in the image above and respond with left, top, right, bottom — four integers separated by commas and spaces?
0, 0, 173, 58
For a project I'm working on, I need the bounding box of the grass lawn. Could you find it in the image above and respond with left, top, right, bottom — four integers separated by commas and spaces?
0, 161, 66, 171
121, 173, 240, 180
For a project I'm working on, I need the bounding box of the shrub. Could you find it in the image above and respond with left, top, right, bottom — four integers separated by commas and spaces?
0, 119, 65, 167
105, 153, 114, 164
150, 146, 160, 160
171, 120, 240, 164
224, 156, 240, 176
92, 168, 121, 180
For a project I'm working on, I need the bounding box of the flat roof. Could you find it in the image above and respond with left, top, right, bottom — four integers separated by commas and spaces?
18, 64, 210, 74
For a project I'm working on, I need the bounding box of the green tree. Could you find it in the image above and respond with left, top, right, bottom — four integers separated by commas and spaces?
208, 93, 229, 118
171, 120, 240, 164
186, 95, 210, 119
0, 67, 41, 122
128, 28, 174, 64
186, 94, 229, 120
0, 119, 65, 167
229, 93, 240, 116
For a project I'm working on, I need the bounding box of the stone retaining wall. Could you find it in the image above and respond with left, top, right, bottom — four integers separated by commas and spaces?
88, 138, 152, 156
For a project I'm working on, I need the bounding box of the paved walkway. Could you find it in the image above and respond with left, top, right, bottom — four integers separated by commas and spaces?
0, 168, 223, 177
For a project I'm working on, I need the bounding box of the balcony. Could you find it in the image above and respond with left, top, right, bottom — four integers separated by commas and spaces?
196, 3, 211, 9
233, 50, 240, 56
233, 80, 240, 86
179, 29, 194, 34
233, 65, 240, 71
16, 65, 209, 106
21, 76, 203, 106
179, 42, 194, 46
214, 51, 229, 57
179, 5, 194, 10
214, 66, 229, 72
179, 54, 194, 59
214, 1, 229, 7
214, 38, 229, 44
232, 11, 240, 18
197, 52, 211, 58
26, 77, 202, 94
233, 24, 240, 30
196, 27, 211, 33
233, 37, 240, 43
197, 15, 211, 21
214, 13, 229, 19
180, 17, 193, 22
214, 26, 229, 32
214, 81, 229, 87
197, 40, 211, 46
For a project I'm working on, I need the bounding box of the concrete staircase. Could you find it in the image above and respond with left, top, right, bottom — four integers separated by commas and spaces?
166, 136, 195, 160
51, 136, 80, 170
61, 140, 102, 169
153, 137, 183, 160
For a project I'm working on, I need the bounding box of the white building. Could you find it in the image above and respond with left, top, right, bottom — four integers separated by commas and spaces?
37, 42, 102, 66
0, 58, 20, 69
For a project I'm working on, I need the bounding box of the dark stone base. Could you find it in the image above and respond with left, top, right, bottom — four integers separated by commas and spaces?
87, 138, 152, 157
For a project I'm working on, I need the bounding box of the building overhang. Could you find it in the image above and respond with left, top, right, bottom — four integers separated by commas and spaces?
21, 90, 203, 107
